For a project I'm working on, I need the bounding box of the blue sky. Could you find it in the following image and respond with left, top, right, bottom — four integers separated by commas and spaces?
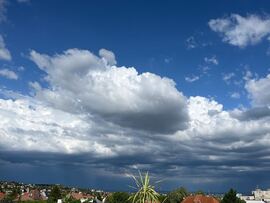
1, 0, 270, 193
3, 0, 270, 108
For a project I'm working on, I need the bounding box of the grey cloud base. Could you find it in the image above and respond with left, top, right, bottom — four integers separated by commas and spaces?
231, 106, 270, 121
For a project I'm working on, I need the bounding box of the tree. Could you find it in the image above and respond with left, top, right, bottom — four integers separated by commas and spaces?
49, 185, 62, 203
165, 187, 188, 203
106, 192, 130, 203
159, 194, 167, 203
129, 171, 161, 203
195, 190, 205, 195
5, 187, 20, 201
221, 189, 245, 203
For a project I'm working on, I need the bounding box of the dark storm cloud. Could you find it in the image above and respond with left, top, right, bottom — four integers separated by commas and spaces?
104, 109, 189, 134
1, 147, 270, 193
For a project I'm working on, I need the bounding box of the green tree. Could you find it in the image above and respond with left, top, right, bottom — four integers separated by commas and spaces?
49, 185, 62, 203
5, 187, 20, 201
129, 171, 161, 203
165, 187, 188, 203
106, 192, 130, 203
195, 190, 205, 195
159, 194, 168, 203
221, 189, 245, 203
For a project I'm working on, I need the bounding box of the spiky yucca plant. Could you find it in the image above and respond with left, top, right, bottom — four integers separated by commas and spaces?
129, 171, 161, 203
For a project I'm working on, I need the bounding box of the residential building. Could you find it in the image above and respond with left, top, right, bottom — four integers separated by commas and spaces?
252, 189, 270, 201
181, 194, 220, 203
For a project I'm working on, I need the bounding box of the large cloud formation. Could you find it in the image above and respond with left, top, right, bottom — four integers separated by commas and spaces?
1, 48, 270, 191
29, 49, 189, 134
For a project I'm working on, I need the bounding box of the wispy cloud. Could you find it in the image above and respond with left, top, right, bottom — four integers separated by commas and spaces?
0, 35, 11, 61
223, 72, 235, 84
230, 92, 240, 99
186, 36, 197, 49
185, 33, 213, 50
164, 57, 172, 64
266, 46, 270, 56
0, 68, 18, 79
185, 75, 200, 82
204, 56, 218, 65
243, 70, 254, 81
0, 0, 7, 23
17, 0, 30, 3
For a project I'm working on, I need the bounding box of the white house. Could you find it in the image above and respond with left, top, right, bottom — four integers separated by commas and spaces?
252, 189, 270, 201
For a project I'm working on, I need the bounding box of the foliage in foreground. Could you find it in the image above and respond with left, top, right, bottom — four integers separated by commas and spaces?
129, 171, 161, 203
18, 201, 47, 203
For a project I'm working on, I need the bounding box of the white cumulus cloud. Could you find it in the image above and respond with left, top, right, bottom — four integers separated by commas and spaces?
99, 48, 117, 66
209, 14, 270, 48
29, 48, 189, 133
0, 98, 115, 156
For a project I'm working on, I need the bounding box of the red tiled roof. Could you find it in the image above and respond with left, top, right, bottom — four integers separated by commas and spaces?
181, 195, 219, 203
70, 192, 94, 200
71, 192, 84, 200
0, 192, 5, 200
16, 192, 33, 201
83, 194, 94, 199
30, 189, 41, 200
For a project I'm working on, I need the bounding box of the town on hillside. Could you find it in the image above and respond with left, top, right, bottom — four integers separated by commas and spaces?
0, 181, 107, 203
1, 180, 270, 203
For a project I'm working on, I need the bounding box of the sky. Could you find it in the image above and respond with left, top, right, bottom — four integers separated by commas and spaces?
1, 0, 270, 193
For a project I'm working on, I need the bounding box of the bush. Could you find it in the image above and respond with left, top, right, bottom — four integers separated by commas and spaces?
165, 187, 189, 203
106, 192, 130, 203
